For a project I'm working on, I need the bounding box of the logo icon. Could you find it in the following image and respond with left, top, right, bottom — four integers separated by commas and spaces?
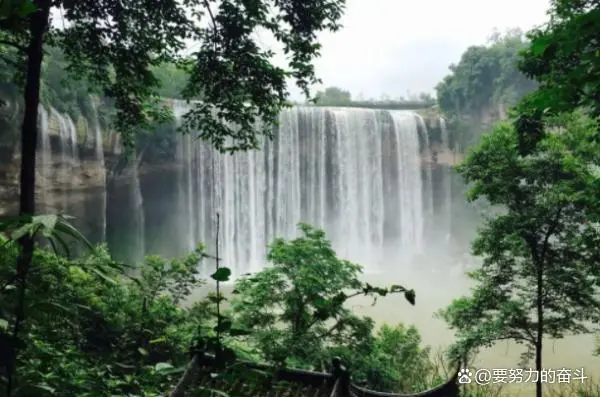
458, 368, 473, 384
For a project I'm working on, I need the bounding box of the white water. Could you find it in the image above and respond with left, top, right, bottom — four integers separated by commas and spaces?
37, 105, 53, 211
129, 158, 146, 264
89, 99, 107, 241
173, 105, 434, 276
440, 118, 452, 241
36, 104, 108, 242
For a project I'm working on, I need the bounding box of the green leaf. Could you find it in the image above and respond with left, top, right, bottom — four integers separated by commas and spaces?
404, 289, 416, 305
53, 215, 93, 251
114, 362, 136, 369
208, 294, 226, 303
0, 318, 8, 331
195, 387, 230, 397
138, 347, 149, 356
11, 223, 34, 240
214, 319, 232, 333
155, 362, 174, 372
390, 284, 407, 293
47, 301, 73, 314
15, 384, 55, 395
34, 214, 57, 236
89, 267, 118, 285
531, 38, 550, 56
156, 366, 185, 376
48, 233, 71, 257
210, 267, 231, 282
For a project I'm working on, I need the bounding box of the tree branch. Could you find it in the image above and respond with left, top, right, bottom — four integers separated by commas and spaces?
540, 205, 564, 264
202, 0, 219, 54
202, 0, 218, 36
318, 321, 342, 339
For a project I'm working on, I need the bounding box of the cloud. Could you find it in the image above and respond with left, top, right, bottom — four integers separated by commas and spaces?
50, 0, 550, 102
280, 0, 551, 100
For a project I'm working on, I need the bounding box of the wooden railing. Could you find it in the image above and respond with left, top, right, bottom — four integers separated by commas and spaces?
182, 354, 461, 397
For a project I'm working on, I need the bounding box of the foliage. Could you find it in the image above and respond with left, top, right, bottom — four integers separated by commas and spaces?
40, 47, 99, 125
513, 0, 600, 154
40, 0, 346, 153
310, 86, 436, 109
435, 30, 537, 147
0, 221, 440, 396
230, 223, 416, 370
0, 213, 92, 258
437, 29, 536, 116
0, 236, 209, 396
330, 323, 434, 393
314, 86, 352, 105
0, 0, 36, 20
150, 63, 191, 100
440, 114, 600, 384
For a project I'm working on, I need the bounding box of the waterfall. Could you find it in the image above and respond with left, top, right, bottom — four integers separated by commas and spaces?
47, 107, 79, 214
35, 104, 109, 244
172, 105, 430, 277
440, 118, 452, 243
89, 99, 107, 241
26, 101, 460, 273
130, 158, 146, 264
417, 115, 434, 238
37, 105, 52, 212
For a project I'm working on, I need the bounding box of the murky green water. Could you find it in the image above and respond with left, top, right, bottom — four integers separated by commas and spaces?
356, 269, 599, 395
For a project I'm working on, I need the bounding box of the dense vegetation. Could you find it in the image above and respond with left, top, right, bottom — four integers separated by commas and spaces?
0, 45, 190, 164
1, 0, 600, 397
311, 85, 436, 109
435, 30, 538, 148
1, 0, 354, 395
441, 2, 600, 397
0, 223, 431, 396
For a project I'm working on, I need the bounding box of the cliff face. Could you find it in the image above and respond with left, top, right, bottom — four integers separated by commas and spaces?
0, 97, 113, 215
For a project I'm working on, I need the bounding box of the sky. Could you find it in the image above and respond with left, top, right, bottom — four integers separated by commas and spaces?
259, 0, 551, 102
51, 0, 551, 102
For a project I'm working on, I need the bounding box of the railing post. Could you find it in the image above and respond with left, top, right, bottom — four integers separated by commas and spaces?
330, 357, 350, 397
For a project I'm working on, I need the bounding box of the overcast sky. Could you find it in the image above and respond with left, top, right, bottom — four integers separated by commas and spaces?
52, 0, 550, 101
260, 0, 551, 101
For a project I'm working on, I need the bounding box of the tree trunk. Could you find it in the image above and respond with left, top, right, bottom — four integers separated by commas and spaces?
535, 263, 544, 397
7, 1, 51, 395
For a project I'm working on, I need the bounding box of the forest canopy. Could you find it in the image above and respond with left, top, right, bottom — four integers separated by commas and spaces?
436, 29, 537, 118
435, 30, 538, 148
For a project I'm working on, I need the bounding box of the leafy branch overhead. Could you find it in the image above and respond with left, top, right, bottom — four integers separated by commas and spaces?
48, 0, 348, 152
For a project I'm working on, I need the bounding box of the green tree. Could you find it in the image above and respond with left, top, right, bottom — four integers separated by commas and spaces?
314, 86, 352, 105
0, 234, 210, 396
0, 0, 346, 393
513, 0, 600, 155
230, 223, 415, 368
435, 30, 537, 147
330, 323, 433, 393
440, 113, 600, 397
